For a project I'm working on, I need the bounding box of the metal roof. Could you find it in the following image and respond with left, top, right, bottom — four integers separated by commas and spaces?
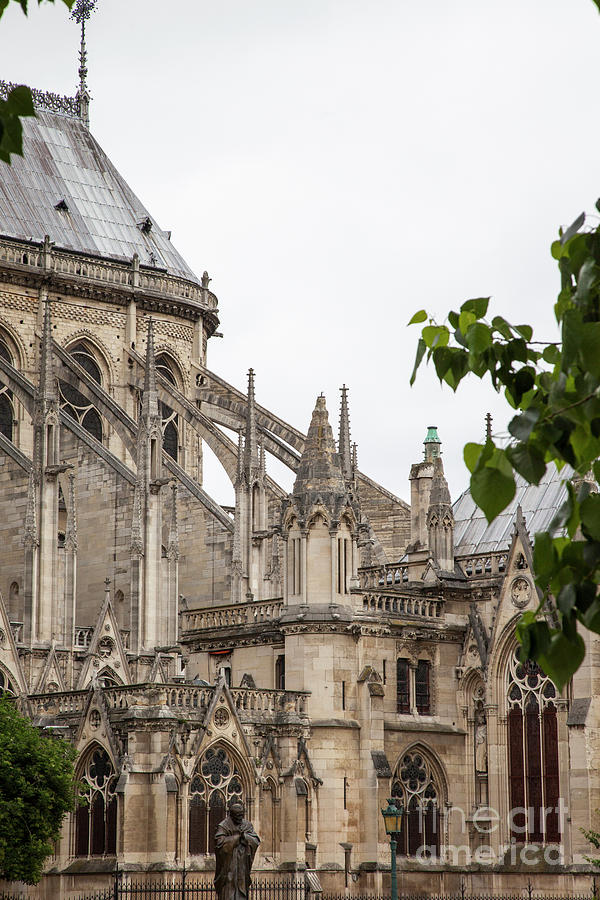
453, 464, 570, 555
0, 107, 201, 283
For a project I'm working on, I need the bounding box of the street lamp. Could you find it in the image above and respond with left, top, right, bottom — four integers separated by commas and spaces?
381, 798, 404, 900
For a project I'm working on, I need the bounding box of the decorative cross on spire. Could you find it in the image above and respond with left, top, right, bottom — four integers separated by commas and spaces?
485, 412, 493, 443
70, 0, 97, 127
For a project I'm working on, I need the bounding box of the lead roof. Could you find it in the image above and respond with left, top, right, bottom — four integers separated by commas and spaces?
0, 107, 200, 283
452, 464, 570, 555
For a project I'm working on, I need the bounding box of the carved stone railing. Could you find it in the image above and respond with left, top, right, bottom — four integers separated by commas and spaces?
0, 238, 218, 312
181, 600, 284, 633
0, 80, 80, 118
29, 683, 309, 720
358, 593, 444, 619
29, 690, 89, 717
359, 565, 409, 589
457, 552, 507, 578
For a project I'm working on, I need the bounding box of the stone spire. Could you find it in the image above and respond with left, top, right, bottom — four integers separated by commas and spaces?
142, 318, 159, 422
293, 395, 346, 500
485, 412, 493, 443
244, 368, 259, 474
338, 385, 352, 483
39, 298, 57, 404
427, 455, 454, 571
70, 0, 97, 128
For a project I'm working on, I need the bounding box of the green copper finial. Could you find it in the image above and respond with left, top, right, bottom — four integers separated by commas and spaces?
424, 426, 441, 460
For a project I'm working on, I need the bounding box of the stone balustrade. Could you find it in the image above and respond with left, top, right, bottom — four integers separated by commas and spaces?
181, 600, 284, 633
359, 593, 443, 618
28, 683, 309, 720
358, 565, 409, 589
457, 552, 507, 578
0, 238, 218, 311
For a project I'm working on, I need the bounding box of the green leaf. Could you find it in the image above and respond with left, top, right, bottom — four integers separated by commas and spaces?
542, 344, 561, 365
470, 449, 516, 522
508, 407, 540, 442
560, 211, 585, 245
537, 631, 585, 692
465, 322, 492, 354
409, 338, 426, 387
506, 442, 546, 485
580, 493, 600, 541
491, 315, 513, 340
422, 325, 449, 350
408, 309, 427, 326
5, 85, 35, 117
460, 297, 489, 319
458, 310, 476, 334
464, 442, 485, 474
514, 324, 533, 342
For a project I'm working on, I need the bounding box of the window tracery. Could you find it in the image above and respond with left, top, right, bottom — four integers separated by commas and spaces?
189, 746, 244, 855
391, 750, 440, 858
507, 649, 560, 843
0, 339, 15, 442
0, 669, 15, 695
75, 747, 117, 856
60, 342, 103, 442
155, 353, 179, 461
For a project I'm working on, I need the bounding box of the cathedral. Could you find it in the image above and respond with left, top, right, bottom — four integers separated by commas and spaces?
0, 43, 599, 900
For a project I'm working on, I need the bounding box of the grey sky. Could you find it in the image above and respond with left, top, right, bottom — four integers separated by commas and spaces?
2, 0, 598, 507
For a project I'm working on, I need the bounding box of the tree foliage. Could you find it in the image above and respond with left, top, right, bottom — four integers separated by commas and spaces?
0, 0, 74, 164
0, 696, 78, 884
410, 205, 600, 691
581, 815, 600, 869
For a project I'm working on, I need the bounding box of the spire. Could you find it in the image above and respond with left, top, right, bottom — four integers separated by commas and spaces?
71, 0, 97, 128
338, 385, 352, 483
429, 456, 451, 506
244, 368, 259, 473
485, 412, 493, 443
142, 318, 159, 422
423, 425, 441, 461
293, 395, 345, 498
352, 442, 358, 474
39, 298, 57, 403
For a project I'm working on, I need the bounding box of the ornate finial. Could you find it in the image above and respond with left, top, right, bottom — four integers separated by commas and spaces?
244, 368, 259, 473
338, 384, 352, 483
65, 471, 78, 552
485, 412, 493, 443
201, 271, 212, 289
70, 0, 97, 127
104, 577, 111, 600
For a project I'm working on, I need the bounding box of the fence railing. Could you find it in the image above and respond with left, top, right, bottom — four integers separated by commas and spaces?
66, 876, 307, 900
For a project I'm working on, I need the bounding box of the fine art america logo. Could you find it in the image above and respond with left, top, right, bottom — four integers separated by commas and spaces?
408, 802, 568, 867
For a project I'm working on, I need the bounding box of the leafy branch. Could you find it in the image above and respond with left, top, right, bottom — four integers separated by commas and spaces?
410, 206, 600, 690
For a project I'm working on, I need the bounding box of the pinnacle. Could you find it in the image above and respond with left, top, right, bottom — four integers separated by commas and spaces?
293, 395, 345, 497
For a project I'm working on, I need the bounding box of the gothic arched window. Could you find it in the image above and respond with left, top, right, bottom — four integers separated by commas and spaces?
396, 658, 410, 714
60, 342, 104, 442
155, 353, 179, 462
75, 747, 117, 857
0, 669, 15, 696
0, 339, 15, 442
188, 746, 244, 855
507, 650, 560, 843
391, 750, 441, 859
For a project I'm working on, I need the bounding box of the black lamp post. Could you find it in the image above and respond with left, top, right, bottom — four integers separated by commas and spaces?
381, 798, 404, 900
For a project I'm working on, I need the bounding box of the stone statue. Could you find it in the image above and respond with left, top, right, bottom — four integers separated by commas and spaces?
214, 800, 260, 900
475, 713, 487, 773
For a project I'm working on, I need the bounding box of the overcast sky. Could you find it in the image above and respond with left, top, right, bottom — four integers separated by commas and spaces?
3, 0, 600, 507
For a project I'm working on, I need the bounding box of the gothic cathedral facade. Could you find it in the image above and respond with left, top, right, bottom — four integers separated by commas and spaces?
0, 82, 598, 897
